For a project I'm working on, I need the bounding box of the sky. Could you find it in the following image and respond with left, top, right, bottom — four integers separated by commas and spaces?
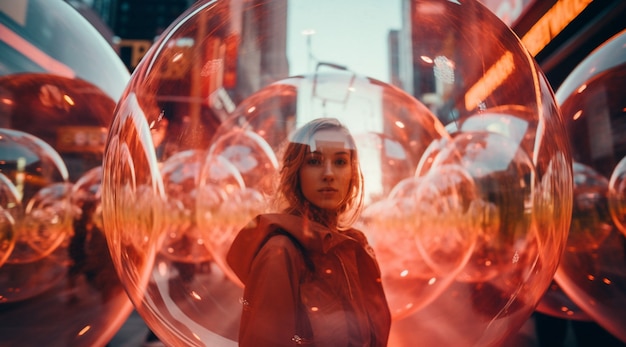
286, 0, 402, 83
283, 1, 403, 202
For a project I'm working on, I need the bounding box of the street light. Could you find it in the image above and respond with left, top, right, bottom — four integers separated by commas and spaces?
301, 28, 316, 72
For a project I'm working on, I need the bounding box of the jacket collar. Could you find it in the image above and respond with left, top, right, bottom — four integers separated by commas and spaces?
226, 213, 360, 284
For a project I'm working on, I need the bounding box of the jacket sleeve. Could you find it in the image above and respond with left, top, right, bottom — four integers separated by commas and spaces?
238, 234, 307, 347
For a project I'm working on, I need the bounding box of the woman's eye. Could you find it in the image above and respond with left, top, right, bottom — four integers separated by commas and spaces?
307, 158, 322, 165
335, 158, 348, 166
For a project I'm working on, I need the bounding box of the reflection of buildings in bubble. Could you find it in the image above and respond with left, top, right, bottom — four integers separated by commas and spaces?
0, 74, 119, 182
151, 100, 220, 160
568, 162, 612, 252
0, 0, 133, 344
294, 67, 443, 201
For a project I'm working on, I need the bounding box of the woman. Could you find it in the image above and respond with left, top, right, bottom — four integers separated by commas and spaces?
227, 118, 391, 346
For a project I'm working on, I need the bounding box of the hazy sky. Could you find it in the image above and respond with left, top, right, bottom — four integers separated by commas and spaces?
286, 0, 402, 82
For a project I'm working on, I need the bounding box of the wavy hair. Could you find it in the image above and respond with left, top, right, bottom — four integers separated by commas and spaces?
273, 118, 364, 230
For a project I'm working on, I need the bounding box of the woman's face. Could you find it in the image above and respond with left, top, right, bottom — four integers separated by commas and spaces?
299, 128, 353, 211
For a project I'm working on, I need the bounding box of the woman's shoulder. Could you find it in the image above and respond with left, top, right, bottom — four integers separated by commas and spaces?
261, 232, 300, 250
227, 214, 307, 283
343, 227, 368, 243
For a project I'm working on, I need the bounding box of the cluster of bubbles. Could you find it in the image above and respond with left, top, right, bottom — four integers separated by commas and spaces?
0, 129, 71, 276
101, 1, 574, 346
0, 0, 133, 345
545, 29, 626, 342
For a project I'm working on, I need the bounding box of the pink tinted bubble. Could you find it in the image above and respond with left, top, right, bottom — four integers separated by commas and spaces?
361, 198, 450, 320
0, 174, 20, 267
208, 128, 279, 198
414, 137, 450, 177
0, 206, 16, 268
217, 187, 268, 260
0, 129, 71, 264
102, 100, 166, 307
455, 106, 537, 156
413, 165, 478, 276
0, 0, 133, 344
196, 153, 254, 284
609, 156, 626, 237
159, 150, 213, 262
533, 151, 572, 263
555, 29, 626, 343
101, 1, 572, 345
361, 173, 471, 320
430, 131, 538, 283
567, 162, 612, 252
19, 182, 74, 262
388, 176, 422, 200
71, 166, 105, 232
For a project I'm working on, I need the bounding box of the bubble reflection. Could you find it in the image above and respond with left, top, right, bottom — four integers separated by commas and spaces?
101, 1, 572, 345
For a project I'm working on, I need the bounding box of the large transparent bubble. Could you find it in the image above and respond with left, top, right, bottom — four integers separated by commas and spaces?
0, 0, 133, 345
102, 1, 572, 346
554, 29, 626, 343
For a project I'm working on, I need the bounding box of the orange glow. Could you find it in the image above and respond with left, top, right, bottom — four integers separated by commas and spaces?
464, 51, 514, 110
63, 94, 75, 106
572, 110, 583, 120
521, 0, 592, 56
172, 52, 184, 62
77, 325, 91, 336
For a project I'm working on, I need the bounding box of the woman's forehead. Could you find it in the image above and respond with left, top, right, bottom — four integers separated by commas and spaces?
307, 129, 354, 152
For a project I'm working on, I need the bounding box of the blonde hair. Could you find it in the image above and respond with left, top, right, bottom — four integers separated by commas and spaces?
273, 118, 364, 230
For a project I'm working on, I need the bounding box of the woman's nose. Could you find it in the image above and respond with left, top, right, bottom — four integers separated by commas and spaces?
322, 161, 334, 180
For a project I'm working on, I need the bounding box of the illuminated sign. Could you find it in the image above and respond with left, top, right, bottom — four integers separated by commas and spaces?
522, 0, 593, 56
57, 126, 108, 154
119, 39, 152, 70
464, 51, 514, 111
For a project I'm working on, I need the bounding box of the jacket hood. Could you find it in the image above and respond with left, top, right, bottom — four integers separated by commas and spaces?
226, 213, 365, 284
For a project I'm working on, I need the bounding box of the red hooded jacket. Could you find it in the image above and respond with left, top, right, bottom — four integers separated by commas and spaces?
226, 213, 391, 346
